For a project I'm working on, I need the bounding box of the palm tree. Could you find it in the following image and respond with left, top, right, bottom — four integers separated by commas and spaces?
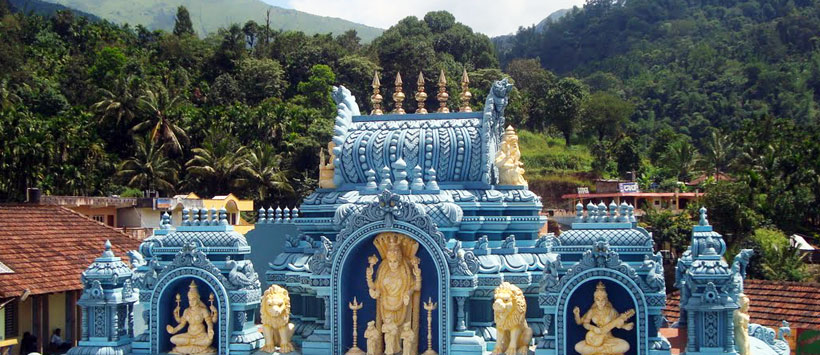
92, 76, 141, 126
117, 134, 178, 193
699, 131, 734, 179
134, 84, 189, 153
663, 140, 698, 182
242, 144, 293, 202
185, 137, 248, 195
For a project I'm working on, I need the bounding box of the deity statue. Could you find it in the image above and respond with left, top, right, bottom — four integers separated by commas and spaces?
260, 284, 296, 354
573, 282, 635, 355
364, 321, 380, 355
494, 126, 527, 186
365, 232, 423, 355
319, 141, 336, 189
401, 322, 416, 355
734, 294, 751, 355
166, 280, 218, 355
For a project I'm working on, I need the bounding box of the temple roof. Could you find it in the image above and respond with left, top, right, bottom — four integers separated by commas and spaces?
0, 205, 140, 298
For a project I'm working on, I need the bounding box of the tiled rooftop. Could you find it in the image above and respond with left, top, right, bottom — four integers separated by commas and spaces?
0, 204, 141, 298
665, 278, 820, 330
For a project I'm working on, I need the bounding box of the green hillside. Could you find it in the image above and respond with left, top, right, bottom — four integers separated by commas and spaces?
46, 0, 383, 41
9, 0, 100, 20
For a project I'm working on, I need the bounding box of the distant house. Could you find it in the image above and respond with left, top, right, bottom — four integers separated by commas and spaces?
42, 192, 256, 236
666, 279, 820, 354
0, 204, 141, 355
561, 179, 703, 213
790, 234, 820, 263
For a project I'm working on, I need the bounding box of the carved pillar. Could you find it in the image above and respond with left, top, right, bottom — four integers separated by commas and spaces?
81, 307, 89, 341
111, 305, 119, 340
128, 304, 135, 338
455, 297, 467, 331
725, 310, 735, 352
687, 311, 696, 349
322, 296, 331, 329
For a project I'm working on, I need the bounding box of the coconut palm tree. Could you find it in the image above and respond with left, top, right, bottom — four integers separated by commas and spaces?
92, 75, 141, 126
699, 131, 734, 179
663, 140, 699, 182
117, 134, 178, 193
185, 134, 249, 196
134, 83, 189, 153
242, 144, 293, 203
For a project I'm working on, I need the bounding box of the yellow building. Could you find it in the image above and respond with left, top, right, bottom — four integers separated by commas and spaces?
170, 193, 255, 234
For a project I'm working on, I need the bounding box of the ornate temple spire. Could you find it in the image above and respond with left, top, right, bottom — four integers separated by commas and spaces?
392, 72, 406, 114
436, 69, 449, 113
370, 71, 383, 115
459, 69, 472, 112
415, 72, 427, 114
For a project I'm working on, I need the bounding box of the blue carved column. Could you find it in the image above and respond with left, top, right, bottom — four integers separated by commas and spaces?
680, 208, 738, 355
68, 241, 137, 355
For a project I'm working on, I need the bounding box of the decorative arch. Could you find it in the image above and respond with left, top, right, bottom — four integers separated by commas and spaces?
556, 270, 648, 355
150, 246, 231, 354
328, 190, 461, 354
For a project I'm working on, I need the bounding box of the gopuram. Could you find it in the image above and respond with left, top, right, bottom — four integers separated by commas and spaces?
66, 70, 795, 355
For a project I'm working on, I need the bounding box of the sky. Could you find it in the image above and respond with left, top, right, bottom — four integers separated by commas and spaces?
262, 0, 587, 37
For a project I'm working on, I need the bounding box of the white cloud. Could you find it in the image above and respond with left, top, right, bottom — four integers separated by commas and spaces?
263, 0, 586, 37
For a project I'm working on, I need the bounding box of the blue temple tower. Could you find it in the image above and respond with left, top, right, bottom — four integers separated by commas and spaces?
259, 73, 674, 355
68, 240, 138, 355
130, 210, 264, 354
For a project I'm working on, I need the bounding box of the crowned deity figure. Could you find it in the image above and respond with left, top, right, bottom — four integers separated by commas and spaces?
494, 126, 527, 186
365, 232, 423, 355
573, 282, 635, 355
166, 280, 218, 355
734, 294, 751, 355
318, 141, 336, 189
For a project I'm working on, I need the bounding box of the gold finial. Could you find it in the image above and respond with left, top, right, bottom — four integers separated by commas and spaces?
459, 69, 472, 112
415, 72, 428, 114
392, 72, 405, 114
437, 69, 449, 113
370, 71, 383, 115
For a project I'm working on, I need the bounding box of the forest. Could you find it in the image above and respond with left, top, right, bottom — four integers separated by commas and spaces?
1, 0, 819, 281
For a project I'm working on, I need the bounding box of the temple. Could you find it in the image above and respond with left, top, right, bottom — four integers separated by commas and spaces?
65, 71, 795, 355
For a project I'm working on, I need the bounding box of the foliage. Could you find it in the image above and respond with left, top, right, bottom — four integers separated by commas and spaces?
640, 207, 693, 257
748, 228, 807, 281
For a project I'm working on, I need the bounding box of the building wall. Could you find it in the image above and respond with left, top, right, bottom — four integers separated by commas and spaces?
68, 206, 118, 227
117, 207, 161, 229
18, 297, 31, 345
47, 293, 65, 338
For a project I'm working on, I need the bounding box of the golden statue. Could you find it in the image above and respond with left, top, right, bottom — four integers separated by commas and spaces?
166, 280, 218, 355
364, 321, 380, 355
734, 294, 751, 355
494, 126, 527, 186
491, 282, 533, 355
319, 141, 336, 189
365, 232, 423, 355
260, 284, 296, 354
573, 282, 635, 355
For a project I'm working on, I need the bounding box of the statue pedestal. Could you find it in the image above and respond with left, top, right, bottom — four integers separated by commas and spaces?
300, 329, 330, 355
450, 330, 486, 355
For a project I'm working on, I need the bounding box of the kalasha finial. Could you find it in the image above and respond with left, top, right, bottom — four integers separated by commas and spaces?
437, 69, 449, 113
415, 72, 428, 114
370, 71, 383, 115
393, 72, 405, 114
459, 69, 472, 112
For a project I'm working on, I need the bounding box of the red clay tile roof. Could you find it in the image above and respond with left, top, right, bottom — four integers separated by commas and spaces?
0, 204, 141, 298
665, 279, 820, 330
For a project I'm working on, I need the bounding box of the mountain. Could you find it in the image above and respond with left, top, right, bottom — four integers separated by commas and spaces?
41, 0, 383, 41
492, 8, 573, 60
535, 8, 571, 32
8, 0, 101, 21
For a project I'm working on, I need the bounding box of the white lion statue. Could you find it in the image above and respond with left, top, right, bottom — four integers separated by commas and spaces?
260, 284, 296, 354
492, 282, 533, 355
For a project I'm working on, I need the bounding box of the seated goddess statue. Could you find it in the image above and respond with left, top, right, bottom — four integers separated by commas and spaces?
166, 281, 218, 355
573, 282, 635, 355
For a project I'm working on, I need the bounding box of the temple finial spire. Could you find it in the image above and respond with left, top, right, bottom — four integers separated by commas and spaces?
459, 68, 472, 112
392, 72, 405, 114
370, 71, 383, 115
437, 69, 449, 113
415, 72, 427, 114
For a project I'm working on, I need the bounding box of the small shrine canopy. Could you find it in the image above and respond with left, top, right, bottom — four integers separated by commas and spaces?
665, 279, 820, 331
0, 205, 141, 298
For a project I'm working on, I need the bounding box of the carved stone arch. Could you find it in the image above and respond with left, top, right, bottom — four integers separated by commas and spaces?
330, 220, 452, 354
150, 266, 231, 354
555, 269, 649, 355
